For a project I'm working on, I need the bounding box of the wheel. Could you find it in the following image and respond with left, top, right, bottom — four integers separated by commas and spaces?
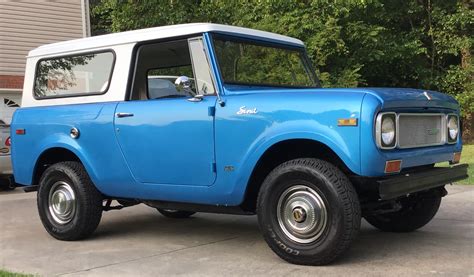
157, 209, 195, 218
5, 183, 15, 190
0, 176, 15, 191
37, 161, 103, 241
257, 158, 361, 265
364, 193, 441, 232
6, 176, 16, 190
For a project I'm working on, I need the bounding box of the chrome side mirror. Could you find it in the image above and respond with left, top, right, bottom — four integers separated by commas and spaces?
175, 76, 203, 102
175, 76, 191, 91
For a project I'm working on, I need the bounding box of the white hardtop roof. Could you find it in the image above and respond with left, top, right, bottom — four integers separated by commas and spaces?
28, 23, 304, 58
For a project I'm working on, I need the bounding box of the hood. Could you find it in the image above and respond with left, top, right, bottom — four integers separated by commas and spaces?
363, 87, 459, 111
224, 85, 459, 111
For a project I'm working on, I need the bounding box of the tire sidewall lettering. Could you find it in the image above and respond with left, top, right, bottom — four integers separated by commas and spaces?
268, 226, 300, 256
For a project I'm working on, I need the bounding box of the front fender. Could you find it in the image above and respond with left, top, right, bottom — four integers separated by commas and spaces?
231, 128, 360, 203
240, 129, 360, 180
214, 91, 365, 205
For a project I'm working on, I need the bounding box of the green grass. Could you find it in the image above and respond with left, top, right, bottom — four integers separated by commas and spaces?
459, 144, 474, 184
0, 270, 33, 277
437, 144, 473, 185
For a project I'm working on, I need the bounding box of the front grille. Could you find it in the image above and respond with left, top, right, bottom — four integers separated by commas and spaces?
398, 114, 444, 148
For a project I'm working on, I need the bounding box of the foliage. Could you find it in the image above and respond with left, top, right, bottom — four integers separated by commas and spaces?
90, 0, 473, 136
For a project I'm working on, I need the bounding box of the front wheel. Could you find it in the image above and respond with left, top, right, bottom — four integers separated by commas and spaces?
257, 158, 361, 265
37, 161, 103, 241
364, 192, 442, 232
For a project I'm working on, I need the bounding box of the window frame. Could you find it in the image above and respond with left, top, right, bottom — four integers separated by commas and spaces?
33, 49, 116, 100
187, 37, 218, 96
210, 34, 320, 89
126, 34, 220, 101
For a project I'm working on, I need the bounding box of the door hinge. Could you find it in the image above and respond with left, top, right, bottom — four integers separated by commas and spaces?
211, 162, 217, 173
208, 106, 216, 117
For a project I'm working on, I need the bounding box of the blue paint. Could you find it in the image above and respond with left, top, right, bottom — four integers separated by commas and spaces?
11, 31, 463, 206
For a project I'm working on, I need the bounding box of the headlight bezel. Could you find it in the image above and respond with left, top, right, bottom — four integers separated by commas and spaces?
446, 114, 459, 144
375, 112, 397, 149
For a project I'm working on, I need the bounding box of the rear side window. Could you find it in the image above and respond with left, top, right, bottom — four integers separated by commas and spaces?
34, 51, 115, 99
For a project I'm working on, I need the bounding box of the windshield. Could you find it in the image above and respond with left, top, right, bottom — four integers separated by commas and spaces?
212, 36, 318, 88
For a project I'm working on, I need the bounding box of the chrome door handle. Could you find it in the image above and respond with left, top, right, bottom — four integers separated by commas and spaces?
116, 112, 134, 118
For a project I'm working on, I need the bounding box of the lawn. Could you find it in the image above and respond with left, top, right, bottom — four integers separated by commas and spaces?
0, 270, 32, 277
438, 144, 473, 185
459, 144, 474, 184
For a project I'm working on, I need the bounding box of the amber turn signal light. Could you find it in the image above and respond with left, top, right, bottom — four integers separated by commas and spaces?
451, 152, 461, 164
385, 160, 402, 173
337, 118, 358, 126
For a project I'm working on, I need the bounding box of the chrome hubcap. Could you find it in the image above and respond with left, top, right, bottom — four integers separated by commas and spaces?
277, 185, 328, 244
292, 207, 307, 223
48, 181, 76, 224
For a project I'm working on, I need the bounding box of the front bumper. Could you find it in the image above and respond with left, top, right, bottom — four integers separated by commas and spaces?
377, 164, 468, 200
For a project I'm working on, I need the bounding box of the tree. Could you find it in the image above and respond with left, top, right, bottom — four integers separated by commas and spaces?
90, 0, 473, 141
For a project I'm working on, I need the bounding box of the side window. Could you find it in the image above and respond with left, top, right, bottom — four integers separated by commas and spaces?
34, 51, 114, 99
131, 38, 215, 100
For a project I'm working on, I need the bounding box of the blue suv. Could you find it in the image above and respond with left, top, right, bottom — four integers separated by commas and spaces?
11, 23, 468, 265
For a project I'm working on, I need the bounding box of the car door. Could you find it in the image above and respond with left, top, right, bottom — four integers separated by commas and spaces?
114, 37, 217, 186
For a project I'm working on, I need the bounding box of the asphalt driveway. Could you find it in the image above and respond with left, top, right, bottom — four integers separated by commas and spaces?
0, 185, 473, 276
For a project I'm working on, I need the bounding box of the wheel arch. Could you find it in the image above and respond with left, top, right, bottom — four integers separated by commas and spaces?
240, 138, 355, 212
32, 146, 96, 189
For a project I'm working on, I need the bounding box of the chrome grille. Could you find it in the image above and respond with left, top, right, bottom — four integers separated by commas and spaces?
398, 114, 444, 148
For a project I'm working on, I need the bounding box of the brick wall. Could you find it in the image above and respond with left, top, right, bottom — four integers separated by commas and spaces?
0, 75, 24, 90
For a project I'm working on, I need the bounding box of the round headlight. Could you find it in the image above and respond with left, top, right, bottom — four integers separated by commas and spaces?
381, 116, 396, 146
447, 116, 459, 141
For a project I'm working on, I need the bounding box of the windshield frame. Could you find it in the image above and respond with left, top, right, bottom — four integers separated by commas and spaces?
210, 34, 320, 89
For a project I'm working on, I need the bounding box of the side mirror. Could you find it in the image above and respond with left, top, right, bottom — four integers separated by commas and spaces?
175, 76, 192, 92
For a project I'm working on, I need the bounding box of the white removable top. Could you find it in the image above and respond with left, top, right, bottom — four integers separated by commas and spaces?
28, 23, 304, 57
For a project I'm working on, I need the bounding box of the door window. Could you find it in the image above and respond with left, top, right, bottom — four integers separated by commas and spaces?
131, 38, 216, 100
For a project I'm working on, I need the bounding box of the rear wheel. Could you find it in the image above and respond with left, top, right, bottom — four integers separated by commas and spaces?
157, 209, 195, 218
257, 158, 360, 265
0, 176, 15, 191
364, 193, 441, 232
37, 161, 103, 240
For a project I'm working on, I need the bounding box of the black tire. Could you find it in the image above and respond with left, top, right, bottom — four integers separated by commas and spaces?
0, 176, 15, 191
37, 161, 103, 241
5, 183, 15, 191
157, 209, 195, 218
6, 176, 16, 190
364, 193, 441, 232
257, 158, 361, 266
